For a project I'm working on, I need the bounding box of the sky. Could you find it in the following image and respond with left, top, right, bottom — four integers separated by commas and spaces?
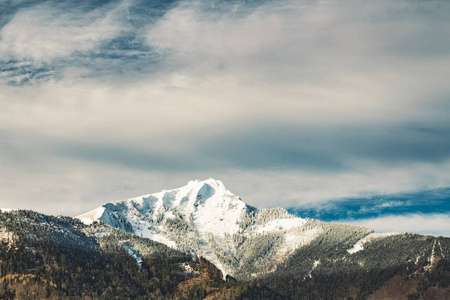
1, 0, 450, 236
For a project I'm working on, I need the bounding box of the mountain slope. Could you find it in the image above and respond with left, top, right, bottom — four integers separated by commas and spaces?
76, 178, 450, 299
261, 224, 450, 299
77, 178, 315, 280
2, 179, 450, 299
0, 209, 279, 299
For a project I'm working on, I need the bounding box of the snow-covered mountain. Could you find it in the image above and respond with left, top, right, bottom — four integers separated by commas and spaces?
76, 178, 450, 289
77, 178, 319, 279
3, 181, 449, 298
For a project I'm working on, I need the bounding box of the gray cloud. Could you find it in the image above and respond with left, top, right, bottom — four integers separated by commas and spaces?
193, 122, 450, 171
55, 142, 201, 172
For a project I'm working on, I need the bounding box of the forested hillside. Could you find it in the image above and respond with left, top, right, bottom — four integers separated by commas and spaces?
0, 210, 279, 299
1, 208, 450, 299
261, 224, 450, 299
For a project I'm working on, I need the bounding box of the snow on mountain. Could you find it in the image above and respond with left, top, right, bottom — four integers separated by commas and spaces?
0, 227, 16, 246
77, 206, 105, 225
347, 232, 401, 254
77, 178, 320, 279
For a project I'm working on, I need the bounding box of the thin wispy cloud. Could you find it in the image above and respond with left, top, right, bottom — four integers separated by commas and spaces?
0, 2, 123, 61
343, 214, 450, 237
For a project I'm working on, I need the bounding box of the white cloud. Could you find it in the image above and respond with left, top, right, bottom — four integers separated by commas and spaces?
146, 1, 450, 78
143, 0, 450, 127
146, 3, 285, 59
0, 2, 126, 61
342, 214, 450, 237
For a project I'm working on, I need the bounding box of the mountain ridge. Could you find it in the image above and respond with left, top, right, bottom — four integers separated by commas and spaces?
76, 178, 323, 279
1, 209, 279, 299
2, 179, 450, 298
76, 178, 388, 281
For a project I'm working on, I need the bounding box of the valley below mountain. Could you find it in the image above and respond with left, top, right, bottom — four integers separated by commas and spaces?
1, 179, 449, 299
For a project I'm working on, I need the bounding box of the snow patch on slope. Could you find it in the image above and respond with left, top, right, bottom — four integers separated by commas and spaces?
119, 240, 143, 268
0, 227, 11, 241
0, 227, 17, 250
280, 227, 321, 257
134, 225, 177, 248
307, 260, 320, 278
347, 232, 401, 254
256, 218, 306, 234
77, 207, 105, 225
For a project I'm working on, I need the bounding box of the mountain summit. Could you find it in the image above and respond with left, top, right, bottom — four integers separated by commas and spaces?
78, 178, 248, 236
77, 178, 251, 240
77, 179, 312, 279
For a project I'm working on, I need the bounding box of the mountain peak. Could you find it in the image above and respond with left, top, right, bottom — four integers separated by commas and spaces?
76, 179, 311, 279
77, 178, 247, 234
